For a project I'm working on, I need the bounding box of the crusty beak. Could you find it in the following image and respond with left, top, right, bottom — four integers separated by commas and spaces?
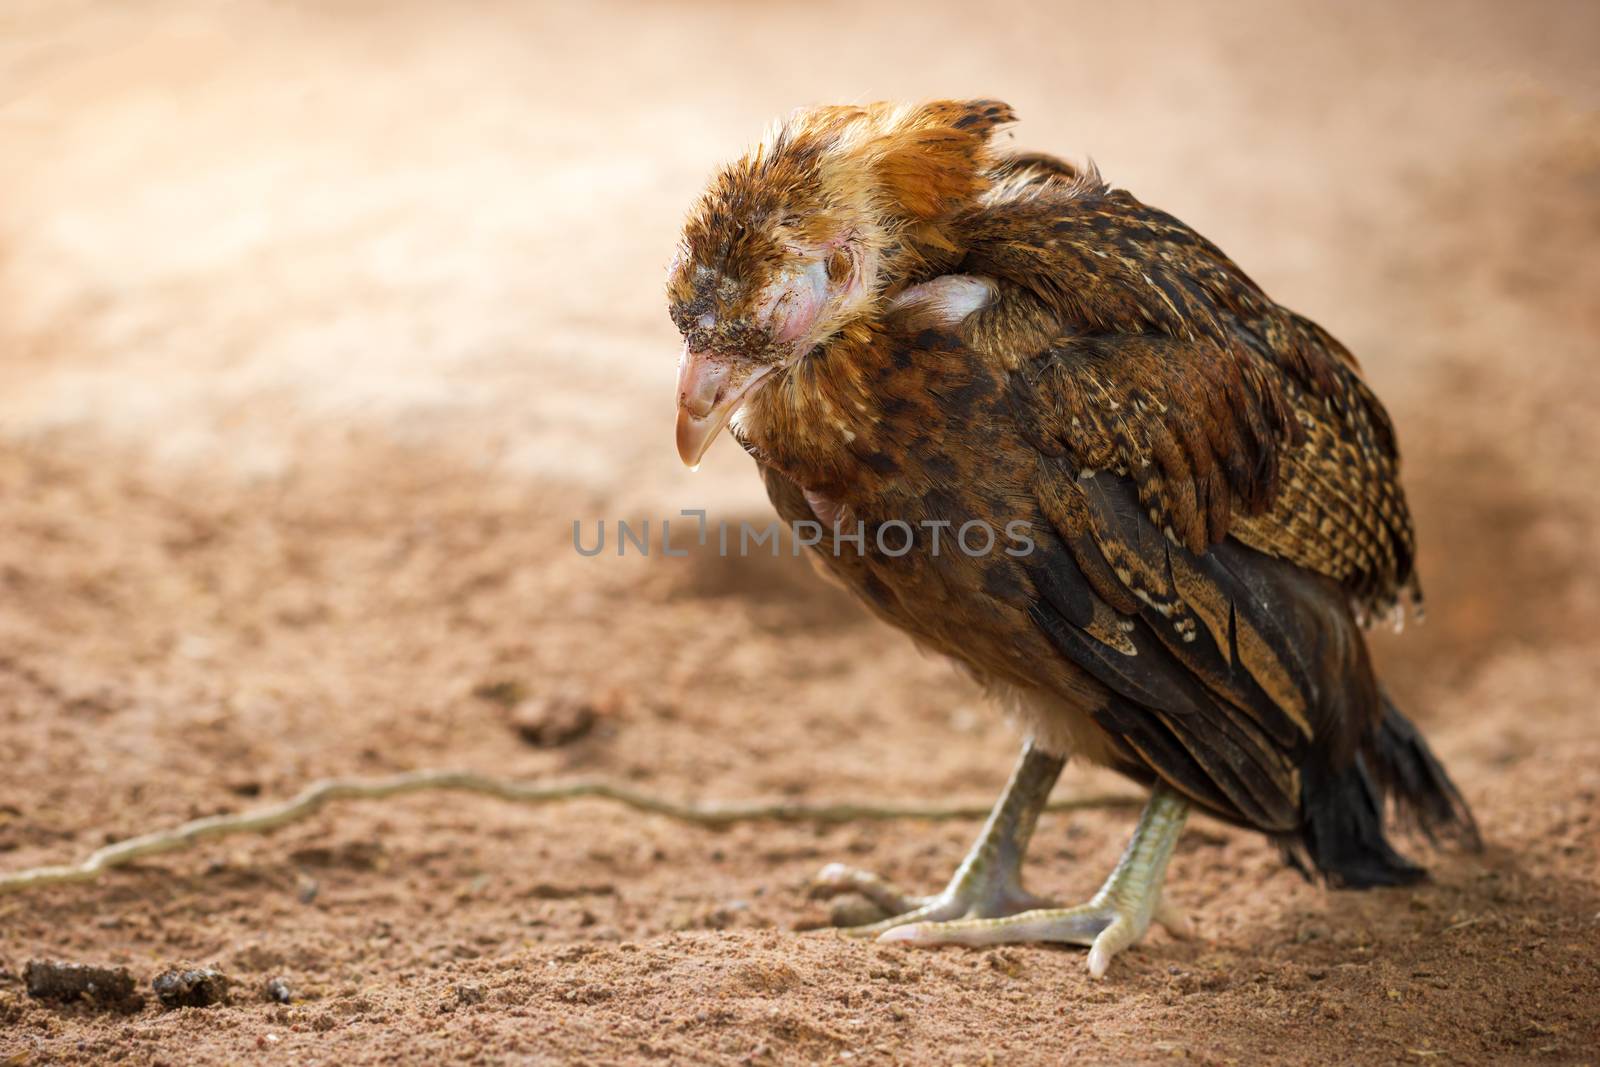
675, 343, 775, 467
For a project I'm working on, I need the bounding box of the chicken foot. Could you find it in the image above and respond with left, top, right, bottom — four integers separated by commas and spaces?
813, 740, 1065, 935
878, 786, 1192, 977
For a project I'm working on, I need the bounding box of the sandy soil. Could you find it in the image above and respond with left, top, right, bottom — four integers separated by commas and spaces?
1, 1, 1597, 1063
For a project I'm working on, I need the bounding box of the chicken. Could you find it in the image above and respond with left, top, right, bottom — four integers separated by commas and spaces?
666, 100, 1479, 976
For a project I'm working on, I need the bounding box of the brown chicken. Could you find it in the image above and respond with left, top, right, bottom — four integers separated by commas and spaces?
666, 100, 1479, 976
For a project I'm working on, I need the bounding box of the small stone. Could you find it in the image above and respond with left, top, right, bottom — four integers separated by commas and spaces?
152, 967, 230, 1009
264, 977, 292, 1004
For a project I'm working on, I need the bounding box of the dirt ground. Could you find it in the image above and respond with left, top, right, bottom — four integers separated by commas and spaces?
1, 1, 1597, 1063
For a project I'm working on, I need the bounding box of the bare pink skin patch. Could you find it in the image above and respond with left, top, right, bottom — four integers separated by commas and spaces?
757, 235, 877, 346
755, 258, 829, 344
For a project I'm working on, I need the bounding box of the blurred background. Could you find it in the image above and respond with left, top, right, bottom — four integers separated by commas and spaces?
1, 2, 1596, 1063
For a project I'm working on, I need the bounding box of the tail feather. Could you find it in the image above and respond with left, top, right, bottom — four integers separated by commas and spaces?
1368, 691, 1481, 849
1290, 696, 1479, 888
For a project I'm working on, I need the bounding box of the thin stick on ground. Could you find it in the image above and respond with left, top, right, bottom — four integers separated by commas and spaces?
0, 769, 1141, 897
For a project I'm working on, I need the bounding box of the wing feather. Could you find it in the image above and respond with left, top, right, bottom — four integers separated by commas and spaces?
961, 178, 1419, 617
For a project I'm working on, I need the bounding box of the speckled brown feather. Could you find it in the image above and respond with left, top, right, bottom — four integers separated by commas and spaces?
951, 177, 1420, 619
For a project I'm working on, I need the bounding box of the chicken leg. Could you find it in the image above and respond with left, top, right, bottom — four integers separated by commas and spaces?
879, 787, 1192, 977
814, 740, 1066, 934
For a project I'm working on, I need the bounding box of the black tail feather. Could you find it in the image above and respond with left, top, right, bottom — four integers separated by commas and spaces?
1289, 697, 1479, 888
1368, 691, 1482, 850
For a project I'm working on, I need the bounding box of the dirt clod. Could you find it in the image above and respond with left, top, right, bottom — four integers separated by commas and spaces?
508, 690, 611, 748
23, 960, 142, 1012
471, 679, 528, 709
152, 968, 230, 1009
826, 896, 892, 929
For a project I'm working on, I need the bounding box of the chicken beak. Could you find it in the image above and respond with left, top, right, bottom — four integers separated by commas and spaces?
675, 343, 775, 467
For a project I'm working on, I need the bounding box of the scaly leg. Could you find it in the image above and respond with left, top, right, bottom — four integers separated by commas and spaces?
813, 740, 1066, 934
879, 786, 1192, 977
